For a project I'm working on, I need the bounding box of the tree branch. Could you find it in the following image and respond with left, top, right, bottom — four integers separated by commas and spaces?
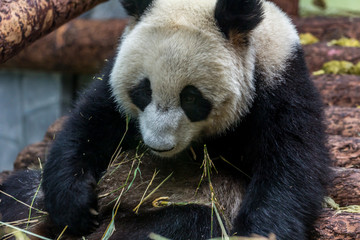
0, 0, 108, 63
1, 19, 127, 73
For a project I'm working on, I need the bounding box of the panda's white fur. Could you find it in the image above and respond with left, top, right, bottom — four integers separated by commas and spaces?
252, 1, 300, 85
110, 0, 298, 156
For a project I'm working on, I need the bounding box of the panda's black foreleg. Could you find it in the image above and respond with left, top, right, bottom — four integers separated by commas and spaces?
231, 162, 326, 240
230, 123, 329, 239
229, 49, 330, 239
42, 74, 140, 236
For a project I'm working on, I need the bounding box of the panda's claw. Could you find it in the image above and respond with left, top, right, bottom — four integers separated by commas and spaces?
90, 208, 99, 216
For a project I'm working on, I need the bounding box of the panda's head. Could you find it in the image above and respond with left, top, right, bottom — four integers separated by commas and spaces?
110, 0, 296, 157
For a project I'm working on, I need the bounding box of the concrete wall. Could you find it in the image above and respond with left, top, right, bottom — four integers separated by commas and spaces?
0, 71, 73, 170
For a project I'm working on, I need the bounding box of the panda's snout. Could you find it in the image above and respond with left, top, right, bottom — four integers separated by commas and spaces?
139, 104, 186, 156
142, 133, 177, 155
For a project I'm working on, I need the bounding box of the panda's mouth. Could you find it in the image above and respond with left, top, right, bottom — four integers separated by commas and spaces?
148, 146, 175, 153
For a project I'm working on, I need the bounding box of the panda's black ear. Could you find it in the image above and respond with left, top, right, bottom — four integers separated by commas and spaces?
121, 0, 153, 18
215, 0, 264, 38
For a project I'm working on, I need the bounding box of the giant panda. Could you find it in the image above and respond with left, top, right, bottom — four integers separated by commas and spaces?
0, 0, 331, 239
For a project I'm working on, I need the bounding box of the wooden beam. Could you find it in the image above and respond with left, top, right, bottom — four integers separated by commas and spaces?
0, 19, 127, 74
0, 0, 107, 63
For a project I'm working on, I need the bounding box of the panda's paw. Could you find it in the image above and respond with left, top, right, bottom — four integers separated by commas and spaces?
45, 175, 100, 236
68, 208, 100, 236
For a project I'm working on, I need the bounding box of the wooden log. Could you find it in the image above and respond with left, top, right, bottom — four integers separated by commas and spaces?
295, 17, 360, 41
312, 75, 360, 108
329, 167, 360, 206
14, 117, 66, 170
328, 136, 360, 169
325, 107, 360, 137
314, 209, 360, 240
1, 19, 128, 74
0, 0, 107, 63
303, 43, 360, 72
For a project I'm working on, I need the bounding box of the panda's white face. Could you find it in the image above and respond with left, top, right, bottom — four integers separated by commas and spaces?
110, 0, 299, 157
110, 24, 253, 156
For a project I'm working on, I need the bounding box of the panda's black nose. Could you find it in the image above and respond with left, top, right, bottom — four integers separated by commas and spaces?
148, 146, 175, 153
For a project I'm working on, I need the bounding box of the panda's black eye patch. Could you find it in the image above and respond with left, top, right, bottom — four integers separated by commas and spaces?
180, 85, 212, 122
129, 78, 152, 111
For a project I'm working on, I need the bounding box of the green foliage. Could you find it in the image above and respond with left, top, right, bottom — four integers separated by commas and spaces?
313, 60, 360, 75
323, 197, 360, 213
299, 33, 319, 45
300, 0, 360, 16
328, 37, 360, 47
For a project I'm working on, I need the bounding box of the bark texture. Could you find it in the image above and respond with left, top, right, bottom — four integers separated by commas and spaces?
295, 17, 360, 41
303, 43, 360, 72
1, 19, 127, 74
328, 136, 360, 169
313, 209, 360, 240
0, 0, 107, 63
312, 75, 360, 108
325, 107, 360, 137
329, 167, 360, 206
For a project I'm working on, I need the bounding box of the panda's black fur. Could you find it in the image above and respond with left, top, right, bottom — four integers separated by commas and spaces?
0, 0, 331, 239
